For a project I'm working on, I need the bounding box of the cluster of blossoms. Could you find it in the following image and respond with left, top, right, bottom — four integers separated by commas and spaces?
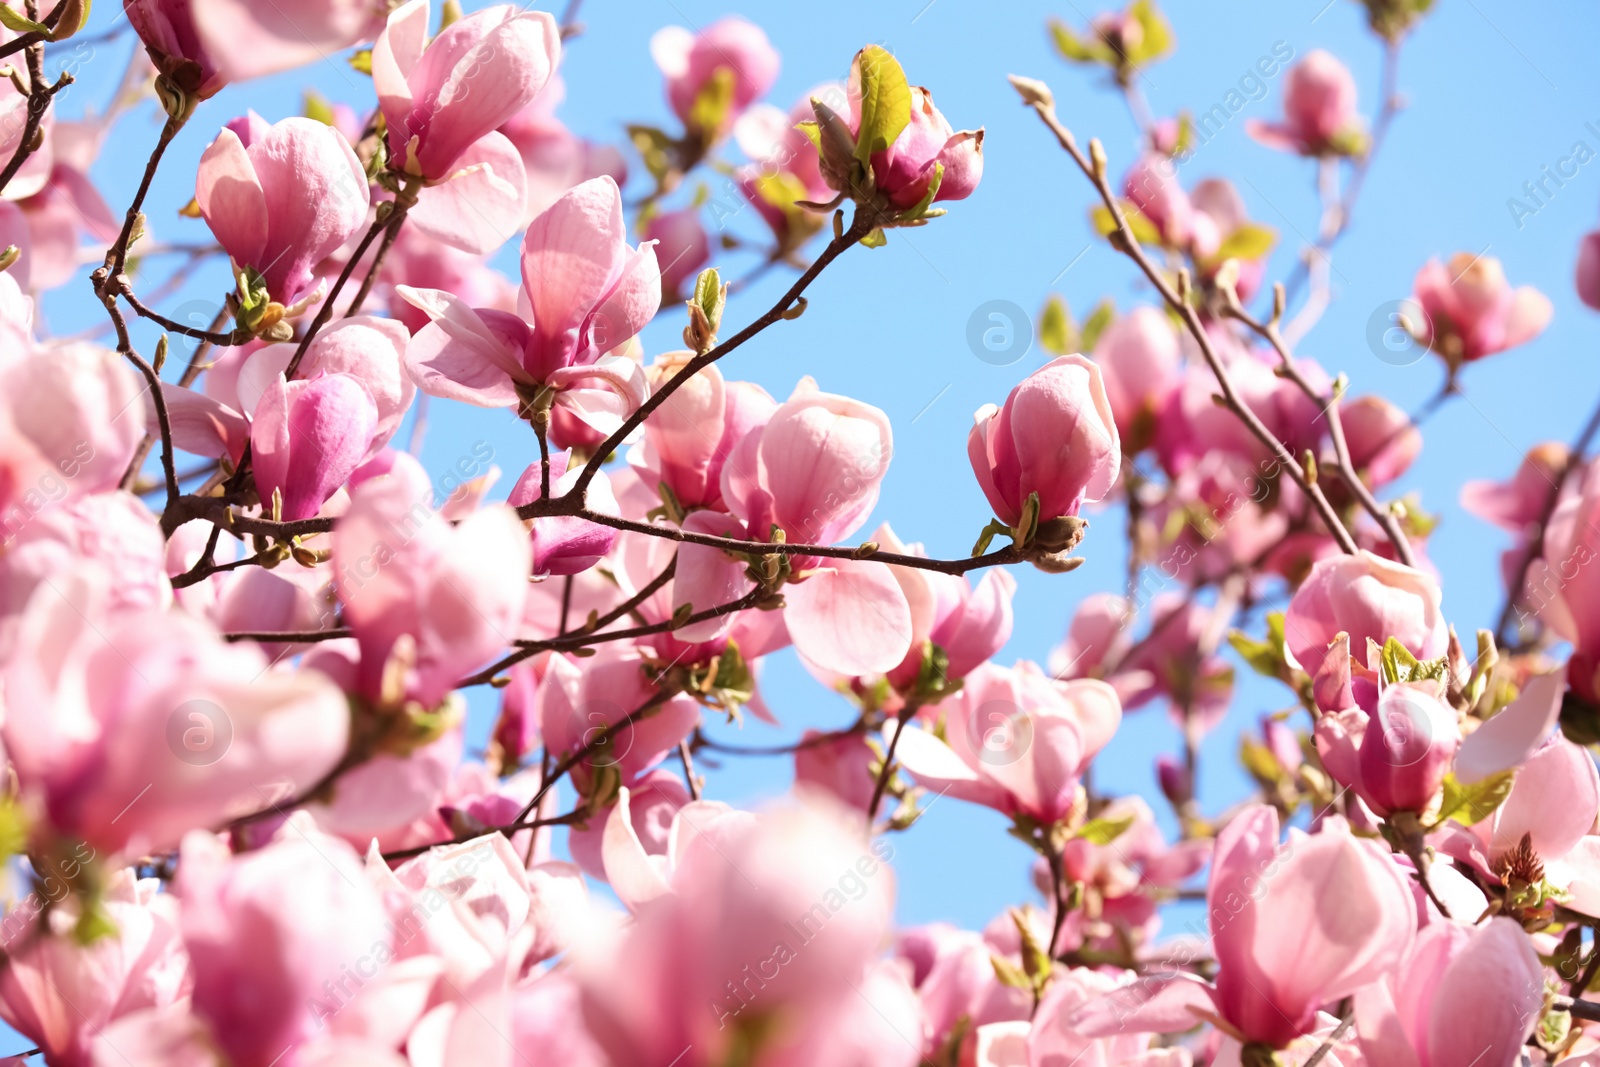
0, 0, 1593, 1065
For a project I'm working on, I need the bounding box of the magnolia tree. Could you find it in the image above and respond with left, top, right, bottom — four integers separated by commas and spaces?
0, 0, 1597, 1064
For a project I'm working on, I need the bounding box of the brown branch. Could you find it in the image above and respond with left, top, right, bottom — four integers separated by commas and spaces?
527, 508, 1029, 577
223, 627, 351, 644
456, 559, 678, 687
342, 206, 406, 318
1012, 77, 1359, 557
1224, 285, 1416, 567
568, 208, 875, 501
1281, 41, 1404, 311
1496, 390, 1600, 646
117, 280, 245, 346
0, 22, 72, 195
284, 182, 419, 381
511, 690, 676, 826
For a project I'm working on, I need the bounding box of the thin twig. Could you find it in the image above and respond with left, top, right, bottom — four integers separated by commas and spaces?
1226, 286, 1415, 566
1014, 79, 1359, 557
1496, 389, 1600, 646
568, 209, 874, 501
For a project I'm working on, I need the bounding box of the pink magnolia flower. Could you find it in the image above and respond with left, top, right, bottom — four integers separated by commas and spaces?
1338, 394, 1421, 489
1189, 178, 1269, 301
250, 372, 379, 522
641, 205, 711, 299
1579, 229, 1600, 311
196, 116, 370, 315
332, 453, 531, 708
156, 316, 413, 467
177, 829, 389, 1067
651, 17, 780, 140
9, 121, 119, 293
893, 661, 1121, 825
374, 0, 559, 182
1314, 678, 1461, 817
0, 492, 170, 654
1461, 441, 1569, 534
508, 452, 620, 577
0, 575, 350, 857
1283, 549, 1447, 674
536, 645, 701, 791
969, 355, 1121, 528
638, 357, 776, 513
499, 74, 629, 225
1247, 50, 1363, 156
1354, 917, 1543, 1067
1069, 806, 1413, 1051
491, 656, 543, 769
566, 769, 693, 885
793, 730, 878, 812
192, 0, 385, 84
875, 521, 1017, 693
1116, 594, 1235, 734
1411, 253, 1552, 366
0, 343, 145, 519
400, 176, 657, 436
0, 870, 188, 1067
576, 801, 894, 1067
1528, 465, 1600, 702
1123, 153, 1191, 247
734, 89, 835, 254
704, 377, 912, 676
1092, 306, 1181, 450
850, 67, 984, 210
122, 0, 227, 100
1049, 592, 1134, 680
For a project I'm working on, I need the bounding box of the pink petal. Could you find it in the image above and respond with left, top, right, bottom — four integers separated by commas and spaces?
785, 558, 911, 676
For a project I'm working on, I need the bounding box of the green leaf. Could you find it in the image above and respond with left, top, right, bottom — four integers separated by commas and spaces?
1079, 298, 1116, 352
693, 267, 725, 334
0, 798, 27, 862
1212, 222, 1277, 264
850, 45, 911, 168
1038, 295, 1075, 356
971, 518, 1012, 557
627, 125, 678, 186
303, 90, 338, 127
859, 227, 888, 249
0, 5, 48, 33
1239, 737, 1283, 786
1047, 19, 1107, 63
794, 120, 823, 154
688, 66, 736, 138
1126, 0, 1175, 64
1076, 812, 1136, 845
1090, 202, 1162, 247
990, 954, 1032, 991
1380, 637, 1420, 684
1435, 770, 1515, 827
1228, 629, 1283, 680
1172, 112, 1196, 156
1380, 637, 1450, 685
349, 48, 373, 75
1011, 908, 1053, 986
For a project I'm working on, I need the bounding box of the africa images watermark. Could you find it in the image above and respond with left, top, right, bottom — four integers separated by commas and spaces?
1506, 120, 1600, 230
709, 837, 896, 1030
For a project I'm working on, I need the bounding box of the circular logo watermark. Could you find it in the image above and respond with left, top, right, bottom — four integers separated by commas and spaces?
1365, 298, 1432, 367
966, 300, 1033, 366
966, 699, 1034, 766
166, 699, 232, 766
1371, 690, 1440, 768
573, 699, 632, 769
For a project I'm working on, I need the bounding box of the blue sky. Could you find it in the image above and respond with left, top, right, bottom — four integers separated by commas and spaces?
40, 0, 1600, 934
